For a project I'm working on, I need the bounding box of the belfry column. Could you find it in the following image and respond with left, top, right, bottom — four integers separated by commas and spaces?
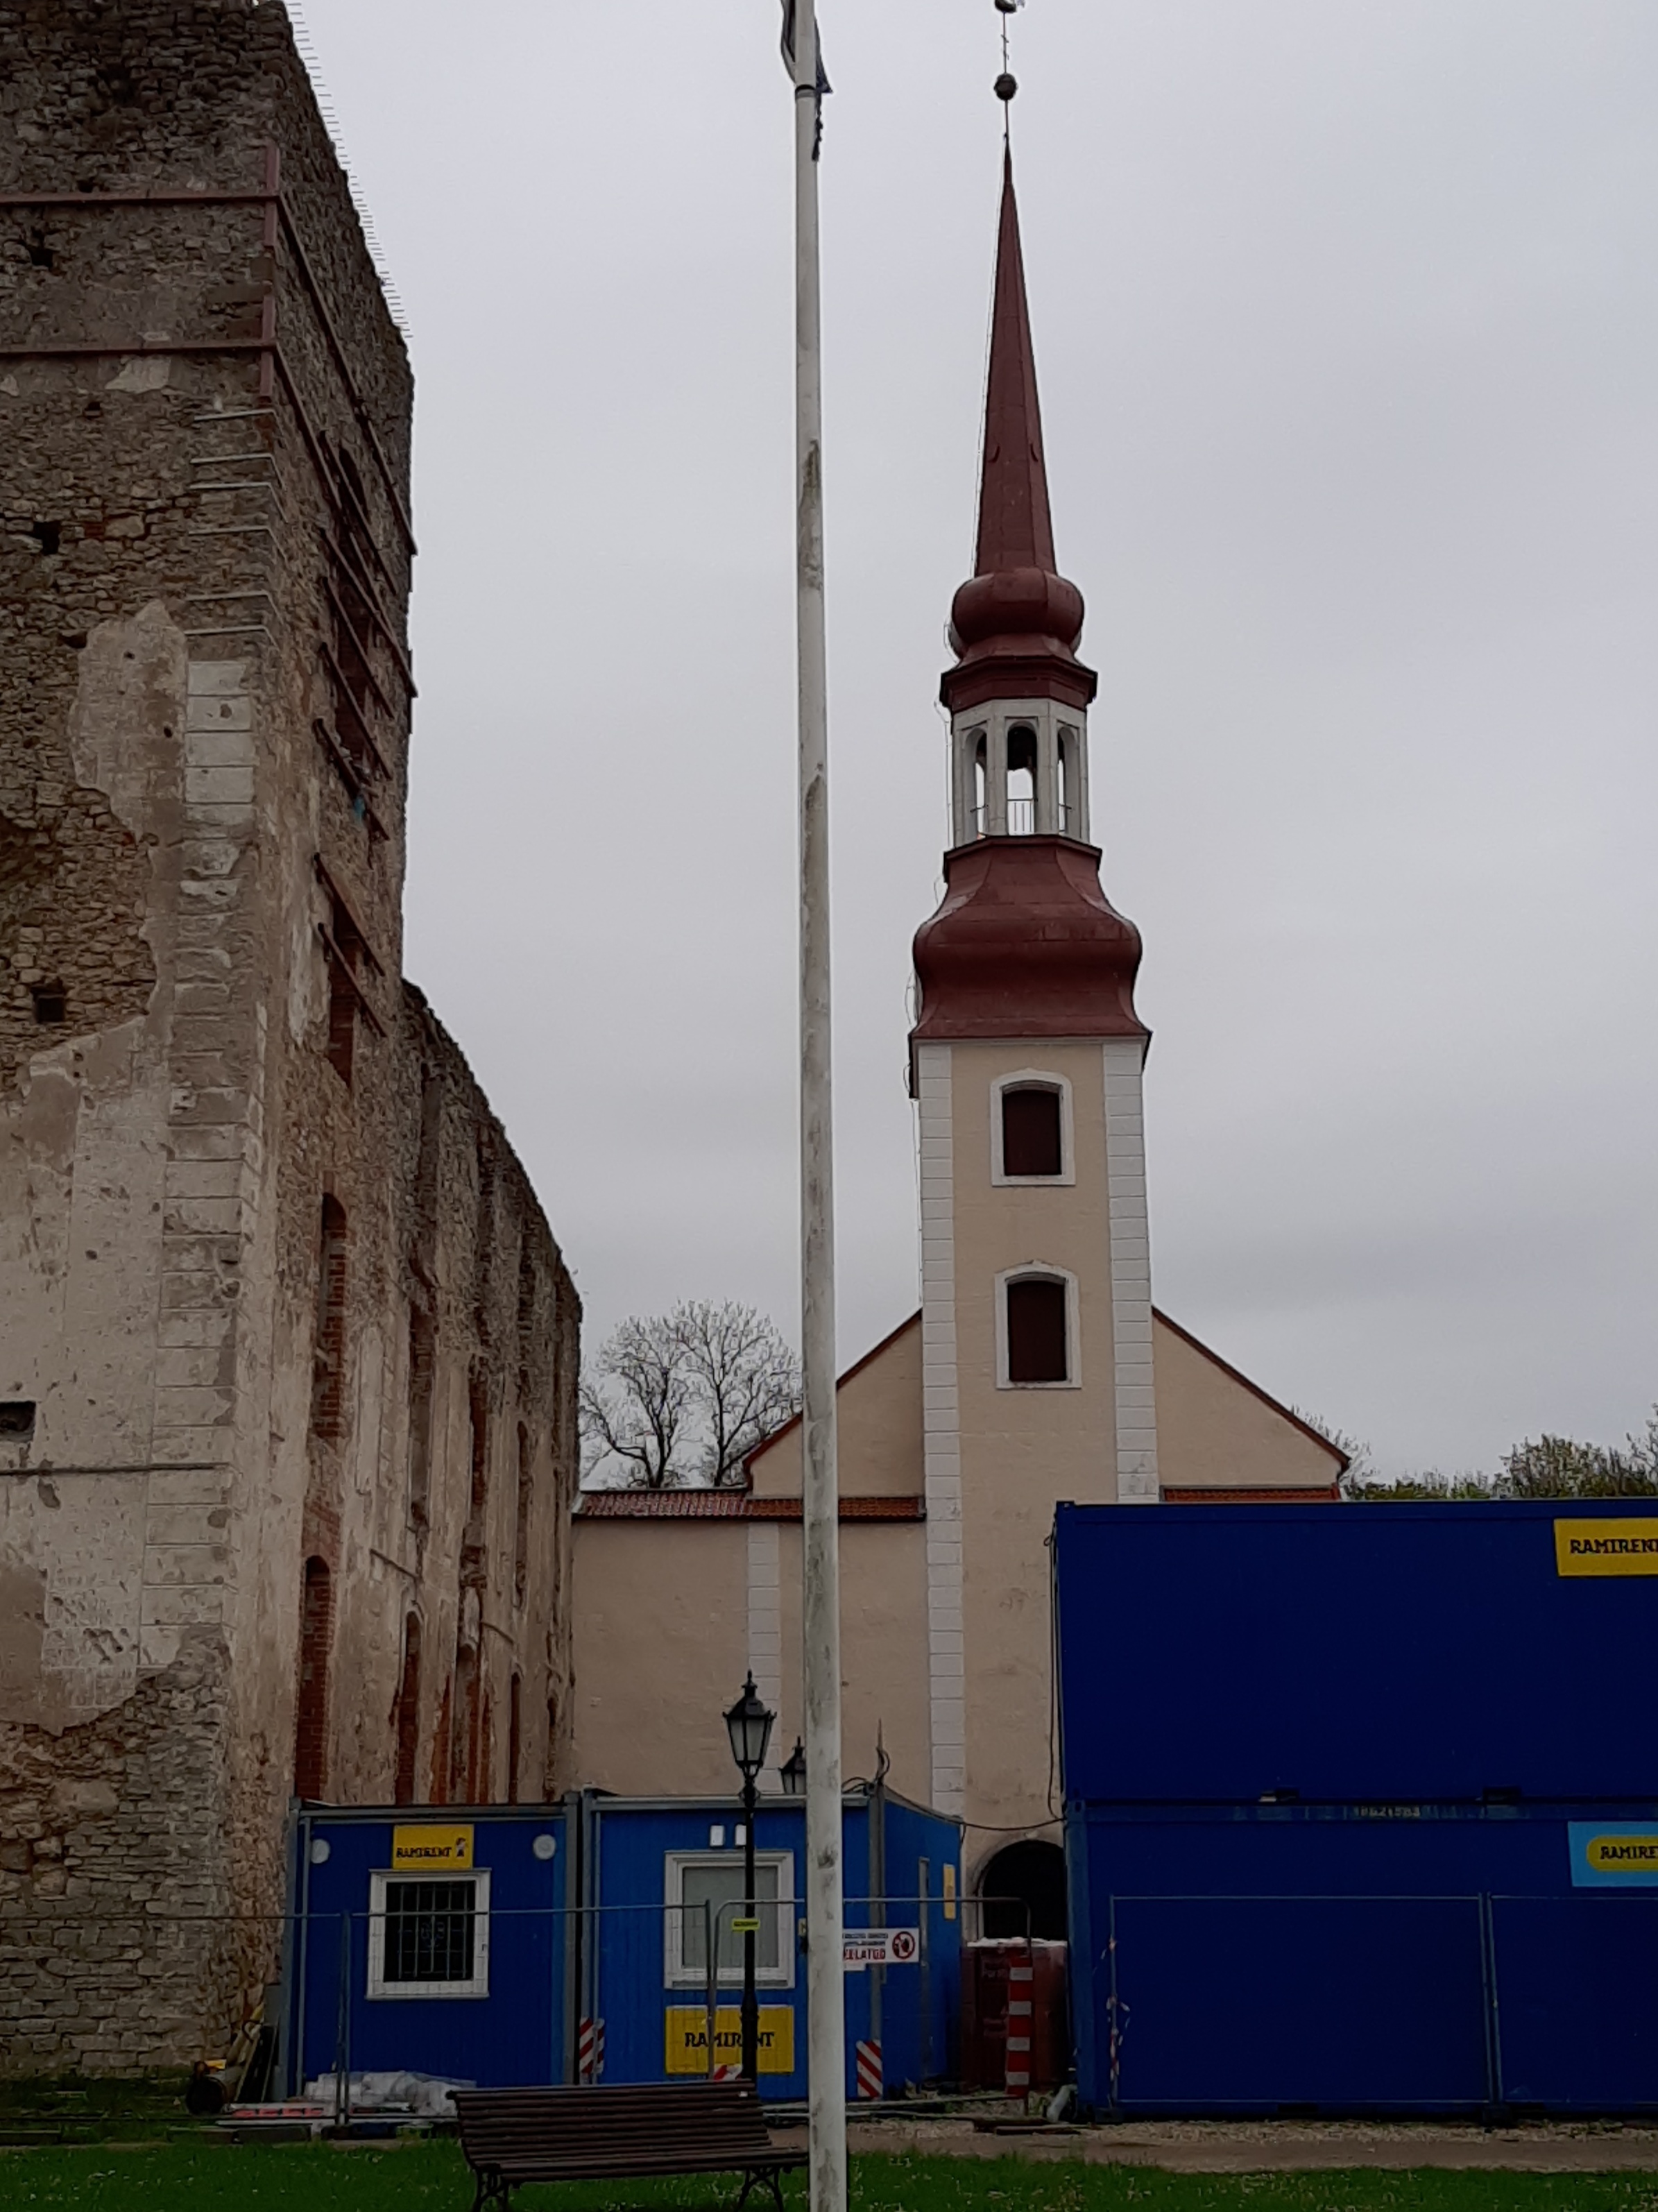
909, 152, 1157, 1834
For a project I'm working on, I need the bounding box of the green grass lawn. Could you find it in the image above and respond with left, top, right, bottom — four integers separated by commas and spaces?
3, 2146, 1658, 2212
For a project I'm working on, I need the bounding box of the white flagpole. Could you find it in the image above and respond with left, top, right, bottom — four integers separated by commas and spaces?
790, 8, 846, 2211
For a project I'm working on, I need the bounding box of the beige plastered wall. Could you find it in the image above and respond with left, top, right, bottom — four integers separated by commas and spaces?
949, 1039, 1119, 1854
768, 1520, 930, 1806
749, 1316, 923, 1500
568, 1521, 749, 1796
1153, 1315, 1340, 1490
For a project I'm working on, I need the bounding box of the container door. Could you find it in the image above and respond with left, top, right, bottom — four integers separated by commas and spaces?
1492, 1895, 1658, 2111
1110, 1895, 1489, 2113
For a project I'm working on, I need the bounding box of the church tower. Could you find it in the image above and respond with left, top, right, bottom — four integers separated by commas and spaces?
909, 153, 1157, 1825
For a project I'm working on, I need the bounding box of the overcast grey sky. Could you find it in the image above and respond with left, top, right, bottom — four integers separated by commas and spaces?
294, 0, 1657, 1479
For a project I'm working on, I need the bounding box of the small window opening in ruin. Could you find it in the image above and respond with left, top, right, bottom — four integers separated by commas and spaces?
26, 232, 55, 271
1007, 722, 1038, 835
507, 1674, 523, 1806
293, 1557, 334, 1801
450, 1642, 479, 1805
393, 1613, 422, 1807
1002, 1084, 1063, 1179
1006, 1273, 1070, 1386
324, 896, 361, 1087
468, 1366, 490, 1518
0, 1402, 36, 1440
407, 1302, 435, 1530
31, 982, 67, 1026
310, 1196, 350, 1441
514, 1421, 532, 1610
29, 522, 61, 557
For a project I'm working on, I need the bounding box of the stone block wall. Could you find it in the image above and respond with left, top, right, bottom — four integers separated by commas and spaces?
0, 1, 580, 2074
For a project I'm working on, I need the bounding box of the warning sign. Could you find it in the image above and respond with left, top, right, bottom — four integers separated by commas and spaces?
664, 2006, 796, 2075
842, 1928, 920, 1971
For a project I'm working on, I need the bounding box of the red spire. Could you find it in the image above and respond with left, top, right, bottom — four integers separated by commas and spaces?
944, 151, 1094, 715
974, 149, 1055, 578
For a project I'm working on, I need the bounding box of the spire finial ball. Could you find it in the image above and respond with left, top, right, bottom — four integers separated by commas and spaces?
994, 72, 1018, 102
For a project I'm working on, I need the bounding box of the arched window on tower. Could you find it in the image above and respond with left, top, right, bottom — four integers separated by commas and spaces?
1006, 722, 1037, 835
973, 731, 988, 838
1056, 728, 1072, 835
1002, 1271, 1072, 1386
1001, 1084, 1063, 1178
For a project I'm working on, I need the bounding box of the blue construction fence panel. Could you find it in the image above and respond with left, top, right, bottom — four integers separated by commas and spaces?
1053, 1498, 1658, 1805
583, 1790, 961, 2101
287, 1804, 574, 2093
1066, 1806, 1658, 2116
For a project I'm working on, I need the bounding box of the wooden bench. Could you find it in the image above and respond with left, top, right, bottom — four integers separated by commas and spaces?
453, 2082, 806, 2212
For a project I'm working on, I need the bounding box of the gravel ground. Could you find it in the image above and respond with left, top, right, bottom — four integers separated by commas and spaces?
764, 2116, 1658, 2174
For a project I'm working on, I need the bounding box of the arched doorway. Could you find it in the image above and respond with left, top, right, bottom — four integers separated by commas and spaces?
979, 1839, 1068, 1941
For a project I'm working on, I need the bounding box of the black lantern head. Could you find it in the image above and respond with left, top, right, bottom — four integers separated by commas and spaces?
724, 1672, 776, 1783
779, 1737, 807, 1797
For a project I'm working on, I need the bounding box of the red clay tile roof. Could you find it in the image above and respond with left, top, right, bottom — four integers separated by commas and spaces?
574, 1490, 924, 1522
1162, 1486, 1341, 1504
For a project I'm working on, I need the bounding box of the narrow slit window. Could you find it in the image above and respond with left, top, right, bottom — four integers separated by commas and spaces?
1007, 1275, 1069, 1385
310, 1197, 349, 1440
293, 1556, 333, 1799
1002, 1086, 1063, 1177
393, 1613, 422, 1807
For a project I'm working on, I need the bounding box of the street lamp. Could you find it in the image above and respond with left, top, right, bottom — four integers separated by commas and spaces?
778, 1737, 807, 1798
723, 1673, 775, 2082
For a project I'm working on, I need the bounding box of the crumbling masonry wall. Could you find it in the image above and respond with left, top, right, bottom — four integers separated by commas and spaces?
0, 1, 579, 2073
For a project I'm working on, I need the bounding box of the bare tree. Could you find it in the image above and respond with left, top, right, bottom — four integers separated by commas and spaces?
579, 1313, 692, 1489
677, 1300, 803, 1488
580, 1302, 803, 1491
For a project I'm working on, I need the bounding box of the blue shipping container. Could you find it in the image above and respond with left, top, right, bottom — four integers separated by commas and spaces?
283, 1789, 962, 2102
1055, 1499, 1658, 2116
287, 1803, 576, 2095
581, 1787, 962, 2100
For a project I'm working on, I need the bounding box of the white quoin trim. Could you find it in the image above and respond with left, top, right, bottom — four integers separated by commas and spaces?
1102, 1038, 1158, 1500
915, 1041, 964, 1818
949, 699, 1091, 847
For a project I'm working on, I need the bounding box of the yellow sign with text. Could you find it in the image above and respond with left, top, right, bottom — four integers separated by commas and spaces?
942, 1864, 957, 1922
665, 2007, 795, 2076
1554, 1521, 1658, 1577
1588, 1835, 1658, 1874
391, 1824, 474, 1872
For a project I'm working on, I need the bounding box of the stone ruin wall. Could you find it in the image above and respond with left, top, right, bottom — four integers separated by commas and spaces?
0, 0, 580, 2075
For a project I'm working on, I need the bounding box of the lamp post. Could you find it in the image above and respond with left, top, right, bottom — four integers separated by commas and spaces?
779, 1738, 807, 1797
724, 1674, 776, 2082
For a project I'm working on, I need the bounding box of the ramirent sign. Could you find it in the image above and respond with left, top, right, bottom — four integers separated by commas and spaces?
842, 1929, 920, 1971
1554, 1520, 1658, 1576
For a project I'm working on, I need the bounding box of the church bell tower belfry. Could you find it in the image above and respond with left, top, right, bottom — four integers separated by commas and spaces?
910, 152, 1157, 1824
